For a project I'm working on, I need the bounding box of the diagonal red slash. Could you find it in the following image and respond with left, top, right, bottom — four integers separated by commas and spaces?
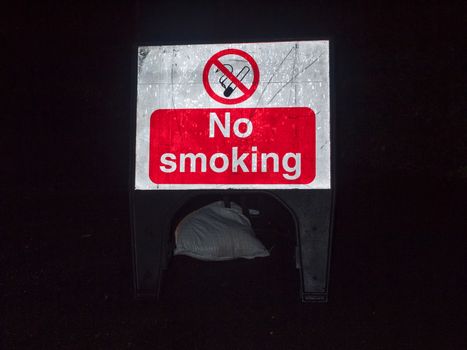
212, 58, 250, 95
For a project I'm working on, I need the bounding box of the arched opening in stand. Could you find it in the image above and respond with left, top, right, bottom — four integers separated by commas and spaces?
159, 192, 301, 303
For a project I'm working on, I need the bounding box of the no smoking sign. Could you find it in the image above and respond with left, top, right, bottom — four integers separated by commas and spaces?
203, 48, 259, 105
136, 41, 330, 190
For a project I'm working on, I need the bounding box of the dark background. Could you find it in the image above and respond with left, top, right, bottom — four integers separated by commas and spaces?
2, 1, 466, 349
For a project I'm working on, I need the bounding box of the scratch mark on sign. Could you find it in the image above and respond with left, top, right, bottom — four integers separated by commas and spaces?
138, 47, 149, 75
171, 48, 176, 109
320, 140, 329, 150
292, 43, 298, 105
287, 82, 293, 105
255, 46, 295, 107
287, 44, 299, 105
267, 52, 324, 105
228, 58, 249, 63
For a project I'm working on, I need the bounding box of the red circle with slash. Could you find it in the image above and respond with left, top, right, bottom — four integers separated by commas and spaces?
203, 48, 260, 105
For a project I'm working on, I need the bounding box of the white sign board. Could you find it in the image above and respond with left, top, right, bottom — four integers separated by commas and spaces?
136, 41, 330, 190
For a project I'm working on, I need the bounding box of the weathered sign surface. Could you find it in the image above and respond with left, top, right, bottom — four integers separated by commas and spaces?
136, 41, 330, 190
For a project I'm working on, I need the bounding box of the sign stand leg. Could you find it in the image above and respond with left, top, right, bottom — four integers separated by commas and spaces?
131, 190, 333, 302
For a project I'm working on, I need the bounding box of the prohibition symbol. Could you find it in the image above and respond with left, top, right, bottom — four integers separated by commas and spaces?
203, 48, 260, 105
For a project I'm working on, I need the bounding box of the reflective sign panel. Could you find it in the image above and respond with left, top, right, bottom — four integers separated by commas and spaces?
136, 41, 330, 190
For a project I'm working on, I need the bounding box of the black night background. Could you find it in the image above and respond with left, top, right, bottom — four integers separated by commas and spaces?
1, 1, 466, 349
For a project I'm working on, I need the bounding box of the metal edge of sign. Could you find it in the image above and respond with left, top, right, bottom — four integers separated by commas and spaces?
129, 43, 139, 298
320, 38, 335, 302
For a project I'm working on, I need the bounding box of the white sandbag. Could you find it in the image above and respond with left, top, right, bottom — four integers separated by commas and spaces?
174, 201, 269, 261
